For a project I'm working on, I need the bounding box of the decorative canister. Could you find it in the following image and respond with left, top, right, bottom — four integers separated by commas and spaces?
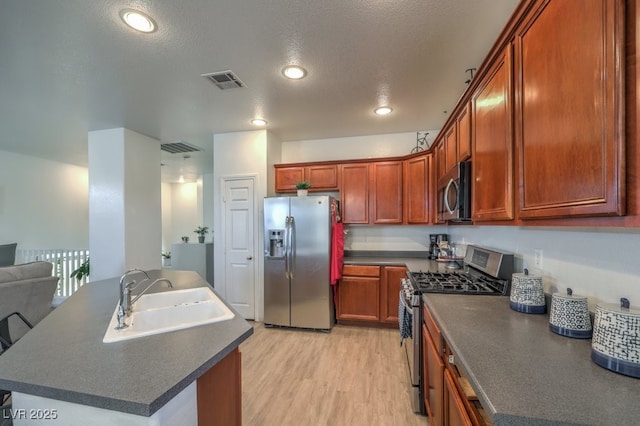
509, 269, 546, 314
549, 288, 592, 338
591, 298, 640, 378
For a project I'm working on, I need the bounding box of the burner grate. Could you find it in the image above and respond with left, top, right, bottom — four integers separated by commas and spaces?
409, 270, 508, 295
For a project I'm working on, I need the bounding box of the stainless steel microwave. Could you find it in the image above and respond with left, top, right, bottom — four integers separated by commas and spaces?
437, 161, 472, 222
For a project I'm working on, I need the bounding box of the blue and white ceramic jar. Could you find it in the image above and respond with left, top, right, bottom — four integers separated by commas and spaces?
509, 269, 546, 314
591, 298, 640, 378
549, 288, 592, 338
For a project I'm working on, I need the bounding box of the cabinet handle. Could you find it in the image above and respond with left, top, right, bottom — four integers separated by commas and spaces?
247, 256, 253, 260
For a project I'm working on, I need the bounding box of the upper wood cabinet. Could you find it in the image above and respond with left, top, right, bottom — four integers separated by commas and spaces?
457, 103, 471, 162
444, 125, 458, 174
370, 161, 403, 224
472, 45, 515, 221
404, 153, 431, 224
274, 164, 338, 192
514, 0, 625, 219
435, 139, 446, 182
340, 163, 369, 224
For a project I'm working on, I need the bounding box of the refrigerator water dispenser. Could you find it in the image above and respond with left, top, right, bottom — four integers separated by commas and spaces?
268, 229, 285, 257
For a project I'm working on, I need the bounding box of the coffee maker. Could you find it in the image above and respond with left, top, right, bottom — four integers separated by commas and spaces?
429, 234, 448, 259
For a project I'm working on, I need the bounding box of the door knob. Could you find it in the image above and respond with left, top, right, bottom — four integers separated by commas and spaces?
247, 256, 253, 260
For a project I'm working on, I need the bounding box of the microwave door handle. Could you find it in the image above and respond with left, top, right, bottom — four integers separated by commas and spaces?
444, 178, 459, 214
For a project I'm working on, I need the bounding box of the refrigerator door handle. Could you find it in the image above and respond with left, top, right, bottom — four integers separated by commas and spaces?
284, 216, 291, 279
289, 216, 295, 279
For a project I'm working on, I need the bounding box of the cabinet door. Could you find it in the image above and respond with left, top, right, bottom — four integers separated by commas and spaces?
435, 139, 446, 182
445, 368, 473, 426
275, 166, 304, 192
337, 275, 380, 321
444, 124, 458, 174
370, 161, 403, 224
306, 165, 338, 191
423, 322, 444, 426
515, 0, 625, 219
340, 164, 369, 224
380, 266, 406, 324
472, 45, 515, 221
457, 103, 471, 162
404, 154, 431, 224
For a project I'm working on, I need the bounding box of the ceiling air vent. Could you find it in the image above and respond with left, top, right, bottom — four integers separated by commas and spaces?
201, 70, 246, 90
160, 141, 203, 154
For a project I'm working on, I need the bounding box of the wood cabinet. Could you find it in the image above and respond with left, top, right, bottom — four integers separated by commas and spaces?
436, 138, 446, 182
380, 266, 407, 324
403, 153, 432, 224
444, 125, 458, 174
337, 265, 380, 322
514, 0, 625, 219
471, 44, 515, 221
370, 161, 403, 224
457, 103, 471, 162
423, 306, 444, 426
341, 161, 403, 224
197, 347, 242, 426
274, 164, 338, 192
340, 163, 369, 224
338, 264, 405, 326
445, 369, 473, 426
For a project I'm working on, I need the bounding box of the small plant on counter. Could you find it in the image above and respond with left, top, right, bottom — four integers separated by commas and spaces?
161, 251, 171, 259
295, 181, 312, 190
181, 236, 190, 243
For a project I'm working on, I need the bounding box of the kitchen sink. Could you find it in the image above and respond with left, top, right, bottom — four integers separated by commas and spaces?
103, 287, 234, 343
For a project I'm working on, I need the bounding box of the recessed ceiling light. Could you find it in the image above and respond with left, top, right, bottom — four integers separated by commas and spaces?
251, 118, 268, 126
119, 9, 157, 33
374, 106, 393, 116
282, 65, 307, 80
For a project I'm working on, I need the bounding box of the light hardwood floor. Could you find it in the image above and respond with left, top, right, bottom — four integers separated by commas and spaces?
240, 322, 426, 426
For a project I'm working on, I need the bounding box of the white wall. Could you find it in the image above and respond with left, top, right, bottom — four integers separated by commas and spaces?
213, 130, 272, 318
0, 150, 88, 249
284, 134, 640, 310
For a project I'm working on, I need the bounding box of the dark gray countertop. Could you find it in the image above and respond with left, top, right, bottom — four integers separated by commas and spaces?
344, 251, 459, 273
0, 269, 253, 416
423, 294, 640, 426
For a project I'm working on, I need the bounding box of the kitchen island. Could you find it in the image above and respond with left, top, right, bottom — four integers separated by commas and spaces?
0, 269, 252, 425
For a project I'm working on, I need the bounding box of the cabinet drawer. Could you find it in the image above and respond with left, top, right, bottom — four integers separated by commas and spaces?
423, 304, 442, 354
342, 265, 380, 277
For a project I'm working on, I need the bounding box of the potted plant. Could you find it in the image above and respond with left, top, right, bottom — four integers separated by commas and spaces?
161, 251, 171, 267
194, 226, 209, 243
181, 236, 190, 243
295, 181, 312, 196
70, 258, 90, 282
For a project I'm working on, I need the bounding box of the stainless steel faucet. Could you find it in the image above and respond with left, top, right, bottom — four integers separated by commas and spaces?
115, 269, 173, 330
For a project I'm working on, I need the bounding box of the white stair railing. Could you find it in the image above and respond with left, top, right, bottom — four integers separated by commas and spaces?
16, 248, 90, 297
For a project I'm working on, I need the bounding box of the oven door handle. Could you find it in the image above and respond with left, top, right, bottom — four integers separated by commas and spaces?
400, 290, 411, 311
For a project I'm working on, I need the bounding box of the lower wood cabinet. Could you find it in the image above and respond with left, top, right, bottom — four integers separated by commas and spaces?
445, 369, 473, 426
337, 264, 405, 326
197, 347, 242, 426
423, 307, 444, 426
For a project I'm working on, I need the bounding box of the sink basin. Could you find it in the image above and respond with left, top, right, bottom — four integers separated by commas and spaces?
103, 287, 235, 343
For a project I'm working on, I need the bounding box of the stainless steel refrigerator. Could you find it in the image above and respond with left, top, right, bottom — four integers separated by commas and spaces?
263, 195, 335, 330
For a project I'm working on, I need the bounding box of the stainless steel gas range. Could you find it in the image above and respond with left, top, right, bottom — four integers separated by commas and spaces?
399, 245, 514, 414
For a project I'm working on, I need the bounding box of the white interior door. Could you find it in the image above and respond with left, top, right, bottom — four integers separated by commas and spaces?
223, 177, 256, 319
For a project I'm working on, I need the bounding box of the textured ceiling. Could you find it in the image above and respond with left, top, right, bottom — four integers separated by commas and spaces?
0, 0, 519, 182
